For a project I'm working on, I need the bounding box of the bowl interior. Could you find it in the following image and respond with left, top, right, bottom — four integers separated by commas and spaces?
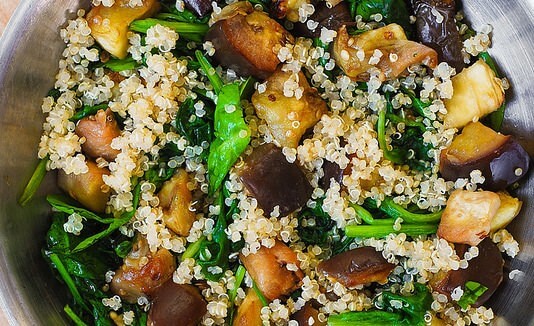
0, 0, 532, 325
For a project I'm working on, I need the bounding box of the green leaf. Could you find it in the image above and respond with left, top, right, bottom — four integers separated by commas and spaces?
479, 52, 506, 131
356, 0, 413, 37
457, 281, 488, 309
102, 57, 139, 72
69, 104, 109, 122
48, 253, 90, 312
114, 240, 133, 259
195, 50, 223, 94
47, 195, 115, 224
207, 83, 251, 194
19, 156, 49, 206
130, 19, 209, 42
345, 223, 438, 238
72, 182, 141, 253
64, 305, 89, 326
365, 198, 442, 224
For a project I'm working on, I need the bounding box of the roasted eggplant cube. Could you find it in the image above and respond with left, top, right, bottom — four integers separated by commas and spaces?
75, 108, 121, 162
292, 1, 351, 38
148, 280, 207, 326
184, 0, 212, 17
317, 247, 395, 288
431, 238, 504, 307
239, 143, 313, 216
411, 0, 465, 72
440, 122, 530, 191
205, 10, 294, 79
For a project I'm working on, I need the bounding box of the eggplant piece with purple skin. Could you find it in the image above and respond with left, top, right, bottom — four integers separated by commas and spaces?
184, 0, 212, 17
292, 1, 352, 38
148, 280, 207, 326
317, 247, 395, 288
440, 122, 530, 191
411, 0, 465, 72
239, 143, 313, 216
205, 7, 294, 79
431, 238, 503, 307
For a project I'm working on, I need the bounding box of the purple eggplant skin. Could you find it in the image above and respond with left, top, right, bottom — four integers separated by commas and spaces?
432, 238, 503, 307
317, 247, 395, 288
441, 138, 531, 191
184, 0, 212, 17
320, 160, 343, 189
148, 280, 207, 326
411, 0, 465, 72
292, 2, 352, 38
239, 143, 313, 216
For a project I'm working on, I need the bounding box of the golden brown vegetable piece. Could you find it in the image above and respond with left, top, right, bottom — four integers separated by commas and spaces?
57, 160, 111, 213
75, 109, 121, 161
148, 280, 207, 326
490, 191, 522, 233
158, 169, 197, 236
431, 238, 504, 307
239, 143, 313, 216
111, 236, 176, 303
317, 247, 395, 288
333, 24, 438, 81
439, 122, 530, 190
437, 189, 501, 246
240, 241, 304, 301
291, 303, 326, 326
272, 0, 309, 22
443, 60, 505, 129
251, 69, 327, 148
86, 0, 161, 59
205, 7, 294, 79
233, 290, 263, 326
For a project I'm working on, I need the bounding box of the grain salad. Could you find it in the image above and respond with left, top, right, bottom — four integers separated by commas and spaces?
20, 0, 531, 325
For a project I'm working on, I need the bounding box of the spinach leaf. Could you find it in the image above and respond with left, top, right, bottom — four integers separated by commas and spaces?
356, 0, 413, 37
70, 104, 109, 122
175, 97, 214, 157
457, 281, 488, 309
19, 156, 49, 206
47, 195, 115, 224
195, 50, 251, 194
101, 57, 140, 72
479, 52, 506, 131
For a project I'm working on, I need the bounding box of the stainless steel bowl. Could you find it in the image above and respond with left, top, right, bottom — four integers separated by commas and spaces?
0, 0, 532, 325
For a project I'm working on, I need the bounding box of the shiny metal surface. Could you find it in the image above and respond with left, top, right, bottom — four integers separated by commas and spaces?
0, 0, 532, 325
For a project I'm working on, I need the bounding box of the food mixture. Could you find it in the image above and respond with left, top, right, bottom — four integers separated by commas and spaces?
20, 0, 531, 325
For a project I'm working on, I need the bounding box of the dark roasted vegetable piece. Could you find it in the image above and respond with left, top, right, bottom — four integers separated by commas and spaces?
158, 169, 197, 236
291, 303, 326, 326
184, 0, 212, 17
320, 160, 344, 189
75, 108, 121, 161
411, 0, 465, 72
431, 238, 504, 307
440, 122, 530, 191
292, 1, 352, 38
205, 8, 294, 79
111, 237, 176, 303
148, 280, 207, 326
317, 247, 395, 288
57, 160, 111, 213
239, 143, 313, 216
240, 240, 304, 301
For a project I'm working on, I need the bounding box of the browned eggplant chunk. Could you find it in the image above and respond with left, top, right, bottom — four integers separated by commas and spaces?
57, 160, 111, 213
87, 0, 161, 59
158, 169, 197, 236
240, 240, 304, 301
431, 238, 504, 307
148, 280, 207, 326
251, 68, 327, 148
233, 290, 263, 326
317, 247, 395, 288
111, 237, 176, 303
75, 108, 121, 161
411, 0, 465, 72
291, 302, 326, 326
205, 8, 294, 79
440, 122, 530, 191
239, 143, 313, 216
184, 0, 212, 17
292, 1, 352, 38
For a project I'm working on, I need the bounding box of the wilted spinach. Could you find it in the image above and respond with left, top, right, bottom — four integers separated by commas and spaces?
356, 0, 413, 37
